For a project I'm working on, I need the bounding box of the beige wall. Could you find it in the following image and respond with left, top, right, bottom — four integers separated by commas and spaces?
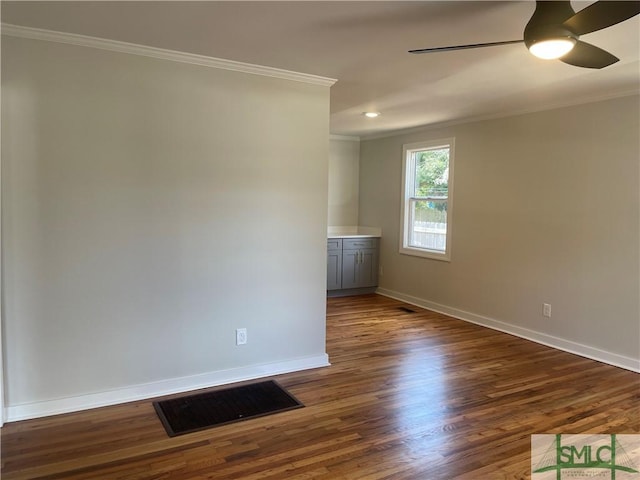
328, 137, 360, 226
2, 36, 330, 414
359, 96, 639, 367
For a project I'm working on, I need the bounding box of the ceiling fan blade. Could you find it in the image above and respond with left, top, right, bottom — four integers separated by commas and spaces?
563, 0, 640, 35
560, 41, 619, 69
409, 40, 523, 54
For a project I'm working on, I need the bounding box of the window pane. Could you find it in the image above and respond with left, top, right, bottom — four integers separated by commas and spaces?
413, 148, 449, 197
401, 138, 454, 260
409, 199, 447, 251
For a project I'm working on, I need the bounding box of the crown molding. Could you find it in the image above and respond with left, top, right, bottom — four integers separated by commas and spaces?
361, 89, 640, 140
329, 134, 360, 142
1, 23, 337, 87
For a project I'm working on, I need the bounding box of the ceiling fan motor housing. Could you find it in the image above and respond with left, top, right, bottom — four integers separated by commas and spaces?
524, 1, 578, 48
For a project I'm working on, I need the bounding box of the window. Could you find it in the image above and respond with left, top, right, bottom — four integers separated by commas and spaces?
400, 138, 454, 261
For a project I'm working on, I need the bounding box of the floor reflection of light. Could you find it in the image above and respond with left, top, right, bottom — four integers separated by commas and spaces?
384, 345, 450, 467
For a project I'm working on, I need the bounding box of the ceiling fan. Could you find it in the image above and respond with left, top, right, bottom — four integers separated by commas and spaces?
409, 1, 640, 69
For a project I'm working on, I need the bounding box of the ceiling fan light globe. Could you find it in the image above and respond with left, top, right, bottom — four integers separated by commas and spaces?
529, 38, 577, 59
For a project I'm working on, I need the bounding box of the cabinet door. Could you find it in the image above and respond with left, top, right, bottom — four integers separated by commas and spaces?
327, 250, 342, 290
340, 250, 359, 289
357, 248, 379, 288
341, 249, 379, 289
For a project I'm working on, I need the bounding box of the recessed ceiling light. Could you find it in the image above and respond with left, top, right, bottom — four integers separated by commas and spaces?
363, 112, 380, 118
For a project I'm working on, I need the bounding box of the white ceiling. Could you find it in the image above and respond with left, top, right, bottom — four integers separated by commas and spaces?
2, 1, 639, 137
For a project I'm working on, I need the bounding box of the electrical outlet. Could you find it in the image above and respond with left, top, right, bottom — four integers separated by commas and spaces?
543, 303, 552, 318
379, 266, 384, 276
236, 328, 247, 345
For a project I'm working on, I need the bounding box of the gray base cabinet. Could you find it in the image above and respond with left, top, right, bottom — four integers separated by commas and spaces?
327, 239, 343, 291
327, 237, 379, 295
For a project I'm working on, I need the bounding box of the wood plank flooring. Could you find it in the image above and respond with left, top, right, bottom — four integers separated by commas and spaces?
2, 294, 639, 479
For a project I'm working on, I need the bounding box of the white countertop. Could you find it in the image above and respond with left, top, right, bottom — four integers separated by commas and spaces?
327, 226, 382, 238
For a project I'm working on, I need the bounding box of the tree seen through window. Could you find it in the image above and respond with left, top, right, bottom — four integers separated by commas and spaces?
413, 148, 449, 223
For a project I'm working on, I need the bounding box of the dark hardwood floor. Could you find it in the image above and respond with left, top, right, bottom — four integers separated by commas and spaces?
2, 294, 638, 479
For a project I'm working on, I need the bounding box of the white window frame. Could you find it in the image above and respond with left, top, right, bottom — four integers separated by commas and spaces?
399, 138, 455, 261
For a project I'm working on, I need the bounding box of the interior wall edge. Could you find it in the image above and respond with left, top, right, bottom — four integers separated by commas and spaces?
5, 354, 330, 423
376, 288, 640, 374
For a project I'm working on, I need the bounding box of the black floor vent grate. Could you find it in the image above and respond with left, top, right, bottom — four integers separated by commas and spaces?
397, 306, 417, 313
153, 380, 303, 437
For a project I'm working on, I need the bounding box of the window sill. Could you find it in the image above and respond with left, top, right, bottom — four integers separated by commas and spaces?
399, 246, 451, 262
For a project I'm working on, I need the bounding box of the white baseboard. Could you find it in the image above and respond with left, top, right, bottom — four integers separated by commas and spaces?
6, 354, 330, 422
376, 288, 640, 373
